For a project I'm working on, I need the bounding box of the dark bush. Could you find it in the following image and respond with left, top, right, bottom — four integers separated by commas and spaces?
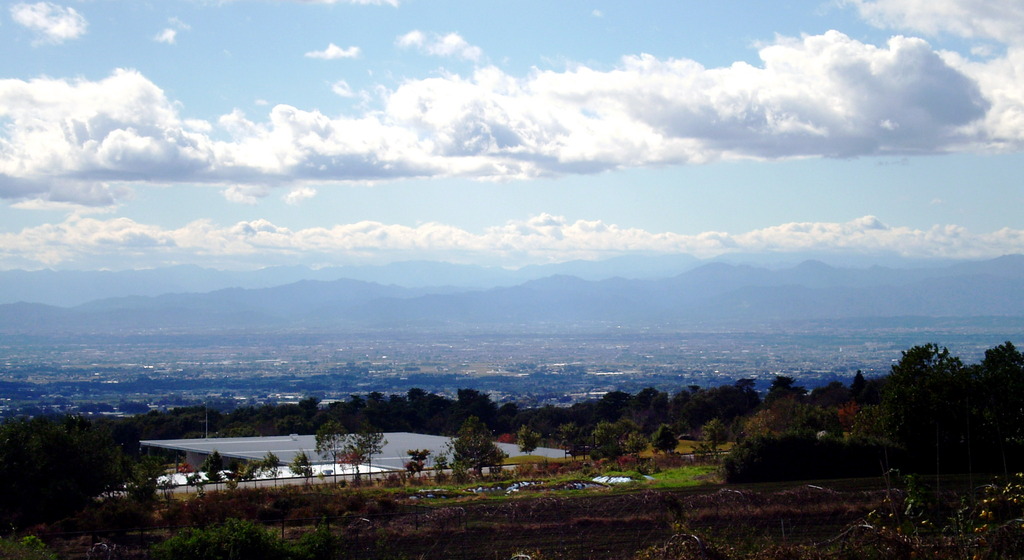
291, 524, 342, 560
723, 434, 903, 483
150, 518, 290, 560
55, 497, 154, 532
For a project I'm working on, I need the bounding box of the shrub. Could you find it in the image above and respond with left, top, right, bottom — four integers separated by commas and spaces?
723, 434, 903, 483
291, 524, 342, 560
150, 518, 290, 560
0, 537, 57, 560
58, 496, 154, 532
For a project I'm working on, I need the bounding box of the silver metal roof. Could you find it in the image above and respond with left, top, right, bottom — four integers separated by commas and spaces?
141, 432, 564, 471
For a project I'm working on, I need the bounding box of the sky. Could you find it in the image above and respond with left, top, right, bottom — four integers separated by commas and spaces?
1, 0, 1023, 270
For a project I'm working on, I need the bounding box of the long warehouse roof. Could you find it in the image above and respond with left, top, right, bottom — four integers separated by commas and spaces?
141, 432, 564, 471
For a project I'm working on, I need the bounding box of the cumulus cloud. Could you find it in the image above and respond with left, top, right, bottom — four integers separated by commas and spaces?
283, 186, 317, 205
10, 2, 87, 45
154, 29, 177, 44
0, 30, 1015, 205
847, 0, 1024, 45
223, 184, 269, 205
0, 69, 214, 205
936, 47, 1024, 150
1, 215, 1021, 269
304, 43, 361, 59
153, 18, 190, 45
397, 30, 483, 61
331, 80, 355, 97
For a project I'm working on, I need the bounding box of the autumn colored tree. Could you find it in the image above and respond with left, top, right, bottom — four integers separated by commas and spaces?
405, 448, 431, 478
837, 401, 860, 433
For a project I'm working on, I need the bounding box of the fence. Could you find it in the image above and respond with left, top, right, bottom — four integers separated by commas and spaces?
37, 485, 897, 560
37, 493, 676, 560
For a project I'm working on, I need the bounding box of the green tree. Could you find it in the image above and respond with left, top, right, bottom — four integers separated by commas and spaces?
201, 450, 224, 483
516, 425, 541, 454
448, 416, 507, 475
627, 387, 670, 433
125, 455, 167, 503
556, 422, 587, 459
591, 418, 640, 459
763, 375, 807, 405
236, 461, 258, 488
807, 381, 852, 408
679, 379, 760, 430
696, 417, 728, 458
0, 416, 123, 528
744, 398, 841, 439
651, 424, 678, 454
260, 451, 280, 485
289, 450, 313, 483
623, 430, 649, 460
880, 344, 969, 471
976, 341, 1024, 476
347, 424, 387, 482
314, 420, 349, 483
449, 389, 499, 432
850, 371, 867, 402
591, 420, 623, 459
596, 390, 632, 422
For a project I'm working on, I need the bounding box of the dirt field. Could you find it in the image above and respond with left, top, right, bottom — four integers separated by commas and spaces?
39, 478, 931, 559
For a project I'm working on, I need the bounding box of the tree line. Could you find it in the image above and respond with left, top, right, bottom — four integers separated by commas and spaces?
2, 341, 1022, 529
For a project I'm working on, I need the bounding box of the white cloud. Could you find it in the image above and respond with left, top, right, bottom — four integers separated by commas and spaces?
271, 0, 399, 5
385, 32, 989, 166
10, 2, 87, 45
283, 186, 317, 205
0, 69, 213, 205
331, 80, 355, 97
154, 18, 190, 45
938, 47, 1024, 150
223, 184, 269, 205
154, 29, 177, 44
847, 0, 1024, 45
397, 30, 483, 61
304, 43, 361, 60
0, 30, 1017, 205
1, 215, 1021, 269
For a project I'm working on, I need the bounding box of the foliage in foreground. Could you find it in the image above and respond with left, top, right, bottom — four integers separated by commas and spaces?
150, 518, 341, 560
722, 433, 901, 483
0, 416, 123, 528
0, 537, 57, 560
633, 474, 1024, 560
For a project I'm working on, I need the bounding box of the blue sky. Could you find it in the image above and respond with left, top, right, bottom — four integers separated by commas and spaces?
1, 0, 1023, 270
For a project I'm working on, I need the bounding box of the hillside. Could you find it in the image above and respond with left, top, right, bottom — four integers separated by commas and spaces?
1, 256, 1022, 334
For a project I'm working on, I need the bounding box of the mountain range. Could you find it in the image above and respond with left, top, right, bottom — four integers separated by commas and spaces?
1, 255, 1021, 335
